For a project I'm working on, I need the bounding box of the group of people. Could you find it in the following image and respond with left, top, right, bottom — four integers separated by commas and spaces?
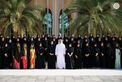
0, 33, 121, 69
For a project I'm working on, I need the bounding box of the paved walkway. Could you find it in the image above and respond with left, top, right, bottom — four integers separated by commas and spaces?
0, 75, 122, 82
0, 69, 122, 82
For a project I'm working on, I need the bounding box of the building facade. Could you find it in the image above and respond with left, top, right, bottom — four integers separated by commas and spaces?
30, 0, 77, 37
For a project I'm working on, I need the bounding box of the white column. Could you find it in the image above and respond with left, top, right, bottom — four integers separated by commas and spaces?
47, 0, 49, 34
62, 0, 64, 37
34, 0, 37, 5
57, 0, 59, 36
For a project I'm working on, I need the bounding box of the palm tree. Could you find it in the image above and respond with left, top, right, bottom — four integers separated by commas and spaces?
64, 0, 122, 36
0, 0, 45, 36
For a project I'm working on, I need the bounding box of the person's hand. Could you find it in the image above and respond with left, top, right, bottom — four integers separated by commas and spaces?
75, 55, 78, 59
4, 53, 8, 57
85, 54, 89, 57
96, 53, 98, 56
102, 53, 104, 56
50, 53, 54, 56
40, 53, 42, 56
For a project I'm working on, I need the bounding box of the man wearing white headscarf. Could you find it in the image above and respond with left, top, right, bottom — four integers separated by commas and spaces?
55, 39, 66, 69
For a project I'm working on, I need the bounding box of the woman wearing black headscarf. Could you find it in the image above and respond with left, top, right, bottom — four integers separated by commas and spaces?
66, 43, 74, 69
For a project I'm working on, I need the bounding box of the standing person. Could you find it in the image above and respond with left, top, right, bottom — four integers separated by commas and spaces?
118, 37, 122, 68
74, 43, 82, 69
48, 41, 56, 69
36, 43, 45, 69
8, 39, 13, 69
30, 44, 36, 69
115, 44, 121, 69
55, 39, 66, 69
105, 43, 113, 68
64, 38, 69, 50
69, 37, 75, 47
89, 37, 95, 67
99, 42, 106, 68
13, 43, 21, 69
111, 37, 116, 68
83, 43, 91, 68
93, 43, 100, 68
66, 44, 74, 69
0, 37, 5, 68
2, 43, 11, 69
0, 44, 2, 69
43, 37, 49, 62
21, 44, 28, 69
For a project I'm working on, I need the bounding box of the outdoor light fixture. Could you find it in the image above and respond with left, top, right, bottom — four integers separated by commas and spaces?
113, 2, 120, 9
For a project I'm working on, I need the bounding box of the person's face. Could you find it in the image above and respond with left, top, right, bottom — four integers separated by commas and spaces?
78, 35, 80, 37
98, 38, 101, 41
58, 35, 61, 38
2, 37, 4, 41
53, 38, 55, 41
31, 38, 33, 41
94, 44, 97, 47
116, 44, 119, 48
114, 34, 116, 37
9, 40, 12, 43
72, 34, 74, 37
17, 38, 19, 42
42, 35, 44, 38
24, 34, 26, 37
17, 43, 20, 47
107, 33, 110, 36
97, 34, 99, 37
5, 44, 8, 47
85, 39, 88, 42
78, 40, 80, 43
102, 35, 105, 37
86, 43, 88, 46
7, 36, 9, 38
31, 45, 34, 48
24, 38, 26, 41
39, 43, 42, 47
58, 40, 61, 44
105, 37, 108, 41
45, 37, 47, 40
85, 35, 87, 38
48, 34, 50, 37
51, 41, 53, 45
38, 38, 40, 41
77, 44, 80, 47
91, 38, 94, 41
107, 44, 110, 47
90, 34, 93, 36
71, 38, 73, 41
66, 39, 68, 42
118, 37, 122, 41
112, 38, 115, 41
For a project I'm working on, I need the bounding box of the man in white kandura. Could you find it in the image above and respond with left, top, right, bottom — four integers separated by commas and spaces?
55, 39, 66, 69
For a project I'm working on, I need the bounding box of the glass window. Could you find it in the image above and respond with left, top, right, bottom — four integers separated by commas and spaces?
43, 11, 52, 35
59, 12, 69, 36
